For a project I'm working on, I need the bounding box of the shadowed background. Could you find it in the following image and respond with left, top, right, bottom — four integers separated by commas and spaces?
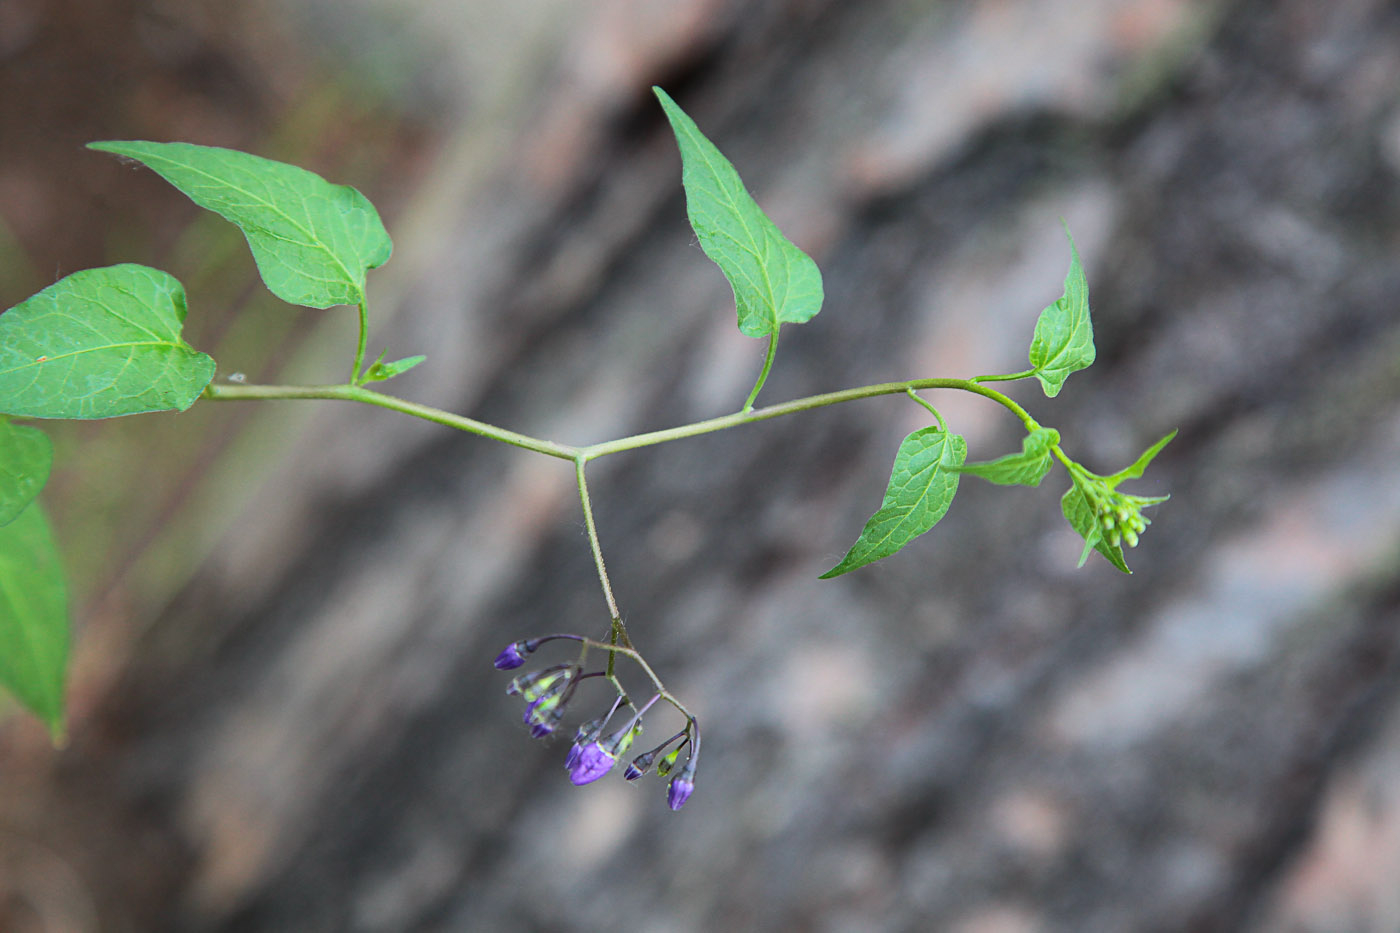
3, 0, 1400, 930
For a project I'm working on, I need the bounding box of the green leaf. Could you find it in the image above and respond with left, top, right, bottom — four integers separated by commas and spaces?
1029, 227, 1095, 398
0, 264, 216, 419
0, 501, 69, 737
654, 88, 823, 339
1060, 483, 1131, 574
1107, 428, 1177, 485
0, 418, 52, 525
821, 428, 966, 578
957, 427, 1060, 487
363, 353, 425, 383
88, 141, 391, 309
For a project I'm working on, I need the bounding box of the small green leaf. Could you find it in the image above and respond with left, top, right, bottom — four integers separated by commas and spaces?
0, 264, 216, 419
1107, 428, 1177, 485
654, 88, 823, 339
1061, 483, 1131, 574
89, 141, 392, 309
1029, 227, 1095, 398
0, 418, 52, 525
0, 501, 69, 737
957, 427, 1060, 487
821, 428, 966, 578
363, 353, 425, 383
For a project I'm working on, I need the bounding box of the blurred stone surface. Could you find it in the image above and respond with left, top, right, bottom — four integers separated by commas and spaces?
4, 0, 1400, 930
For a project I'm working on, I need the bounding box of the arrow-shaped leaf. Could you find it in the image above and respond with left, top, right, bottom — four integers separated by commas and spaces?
822, 427, 966, 578
0, 264, 215, 419
89, 141, 392, 309
654, 88, 823, 339
1029, 227, 1095, 398
0, 501, 69, 738
0, 418, 52, 525
1061, 482, 1131, 574
957, 427, 1060, 487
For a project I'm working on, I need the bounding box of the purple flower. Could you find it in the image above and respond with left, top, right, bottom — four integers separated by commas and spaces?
493, 640, 530, 670
666, 761, 696, 810
567, 741, 617, 785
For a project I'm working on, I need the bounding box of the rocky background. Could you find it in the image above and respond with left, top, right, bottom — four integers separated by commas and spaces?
3, 0, 1400, 930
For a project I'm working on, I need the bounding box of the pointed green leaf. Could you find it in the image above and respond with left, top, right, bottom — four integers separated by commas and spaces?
0, 502, 69, 736
957, 427, 1060, 487
0, 418, 52, 525
0, 264, 216, 419
1107, 428, 1177, 485
1061, 483, 1131, 574
89, 141, 391, 309
821, 428, 966, 578
1029, 228, 1094, 398
654, 88, 823, 339
363, 353, 425, 383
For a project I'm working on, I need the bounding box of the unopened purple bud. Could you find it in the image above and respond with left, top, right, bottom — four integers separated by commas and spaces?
493, 641, 530, 670
624, 750, 656, 782
567, 741, 617, 785
524, 691, 569, 738
666, 761, 696, 810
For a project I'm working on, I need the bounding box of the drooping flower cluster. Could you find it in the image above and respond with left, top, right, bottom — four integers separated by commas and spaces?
495, 634, 699, 810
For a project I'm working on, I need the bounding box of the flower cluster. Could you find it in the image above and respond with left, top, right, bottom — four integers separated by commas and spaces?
1080, 482, 1167, 550
494, 634, 698, 810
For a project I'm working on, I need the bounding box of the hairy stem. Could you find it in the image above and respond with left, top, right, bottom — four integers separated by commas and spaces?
741, 329, 779, 412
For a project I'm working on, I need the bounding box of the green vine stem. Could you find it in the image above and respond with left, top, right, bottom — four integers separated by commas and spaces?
204, 375, 1043, 462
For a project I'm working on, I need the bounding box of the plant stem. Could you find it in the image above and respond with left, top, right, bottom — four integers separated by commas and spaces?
350, 299, 369, 385
742, 329, 780, 412
206, 377, 1041, 457
973, 368, 1036, 384
905, 387, 947, 430
580, 378, 1041, 459
575, 457, 630, 676
203, 382, 579, 459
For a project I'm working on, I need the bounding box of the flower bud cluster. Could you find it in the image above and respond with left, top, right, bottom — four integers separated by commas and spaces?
494, 635, 699, 810
1073, 474, 1168, 551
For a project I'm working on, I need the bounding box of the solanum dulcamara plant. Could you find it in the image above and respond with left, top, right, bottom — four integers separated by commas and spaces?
0, 89, 1173, 810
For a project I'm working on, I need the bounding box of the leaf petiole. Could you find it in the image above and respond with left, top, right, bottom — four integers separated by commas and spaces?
350, 299, 369, 385
905, 388, 947, 430
742, 329, 780, 412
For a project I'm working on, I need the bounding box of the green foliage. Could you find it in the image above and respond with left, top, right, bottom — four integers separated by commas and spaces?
0, 105, 1176, 757
363, 353, 426, 383
1060, 430, 1175, 573
1107, 428, 1178, 483
0, 502, 68, 738
1029, 228, 1095, 398
0, 418, 52, 526
0, 264, 215, 419
957, 427, 1060, 487
89, 141, 392, 309
822, 427, 966, 578
1062, 482, 1132, 573
654, 88, 823, 339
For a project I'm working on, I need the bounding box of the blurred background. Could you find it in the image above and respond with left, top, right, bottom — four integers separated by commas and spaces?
3, 0, 1400, 930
